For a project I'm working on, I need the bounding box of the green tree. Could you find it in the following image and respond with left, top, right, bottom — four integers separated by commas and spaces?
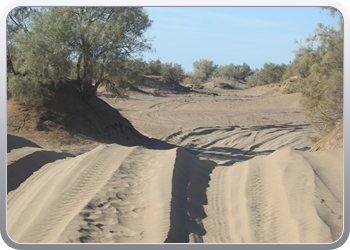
246, 63, 287, 87
145, 59, 162, 75
160, 62, 185, 82
298, 23, 343, 140
7, 7, 35, 74
7, 7, 153, 102
193, 59, 217, 77
215, 62, 252, 80
281, 8, 343, 141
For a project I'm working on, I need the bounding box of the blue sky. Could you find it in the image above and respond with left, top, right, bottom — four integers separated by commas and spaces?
141, 7, 341, 73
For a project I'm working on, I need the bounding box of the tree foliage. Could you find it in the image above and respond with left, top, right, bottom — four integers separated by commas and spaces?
160, 62, 185, 82
214, 62, 252, 80
7, 7, 153, 102
281, 8, 343, 141
298, 23, 343, 140
145, 59, 162, 76
246, 63, 287, 87
193, 59, 217, 77
143, 59, 185, 82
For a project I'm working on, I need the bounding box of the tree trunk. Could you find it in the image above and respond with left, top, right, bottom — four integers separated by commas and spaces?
7, 54, 16, 74
80, 52, 95, 102
76, 53, 83, 81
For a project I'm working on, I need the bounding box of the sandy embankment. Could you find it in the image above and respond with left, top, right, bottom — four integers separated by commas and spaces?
7, 135, 342, 243
7, 139, 216, 243
7, 85, 343, 243
203, 147, 343, 243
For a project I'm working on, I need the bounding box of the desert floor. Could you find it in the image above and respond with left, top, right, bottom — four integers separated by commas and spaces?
7, 83, 343, 243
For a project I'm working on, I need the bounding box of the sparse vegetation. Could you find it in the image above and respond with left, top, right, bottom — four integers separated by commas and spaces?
193, 59, 217, 78
214, 63, 252, 80
182, 71, 207, 86
160, 62, 186, 82
152, 89, 161, 96
143, 59, 186, 82
246, 63, 287, 87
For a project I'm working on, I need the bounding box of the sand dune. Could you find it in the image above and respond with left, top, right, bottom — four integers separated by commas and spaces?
7, 88, 343, 244
7, 142, 216, 243
101, 92, 307, 140
203, 147, 343, 243
165, 124, 311, 164
7, 137, 342, 243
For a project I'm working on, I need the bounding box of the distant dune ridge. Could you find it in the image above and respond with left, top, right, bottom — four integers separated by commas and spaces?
7, 134, 342, 243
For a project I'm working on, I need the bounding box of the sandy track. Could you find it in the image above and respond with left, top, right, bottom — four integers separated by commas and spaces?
166, 124, 311, 164
7, 90, 343, 243
7, 141, 342, 243
7, 143, 218, 243
203, 147, 343, 243
101, 93, 307, 140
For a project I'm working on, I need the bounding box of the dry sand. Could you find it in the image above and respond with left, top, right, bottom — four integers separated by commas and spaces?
7, 85, 343, 243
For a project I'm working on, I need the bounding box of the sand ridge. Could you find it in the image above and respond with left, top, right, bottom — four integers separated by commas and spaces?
203, 147, 343, 243
7, 85, 343, 243
7, 139, 343, 243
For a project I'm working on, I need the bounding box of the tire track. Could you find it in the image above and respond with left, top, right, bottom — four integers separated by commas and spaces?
8, 145, 135, 243
57, 147, 177, 243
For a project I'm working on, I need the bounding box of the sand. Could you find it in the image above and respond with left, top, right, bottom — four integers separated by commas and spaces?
7, 86, 343, 243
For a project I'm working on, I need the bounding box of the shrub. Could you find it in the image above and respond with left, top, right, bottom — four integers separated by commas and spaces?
7, 73, 43, 104
296, 21, 343, 141
214, 63, 252, 80
246, 63, 287, 87
193, 59, 217, 77
182, 71, 207, 86
152, 89, 161, 96
145, 59, 162, 76
160, 62, 186, 82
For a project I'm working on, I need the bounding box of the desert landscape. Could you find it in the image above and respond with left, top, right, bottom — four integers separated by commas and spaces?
7, 78, 343, 243
6, 6, 343, 245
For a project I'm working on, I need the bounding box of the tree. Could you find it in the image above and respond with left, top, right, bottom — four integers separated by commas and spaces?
298, 23, 343, 141
193, 59, 217, 77
7, 7, 153, 102
160, 62, 185, 82
145, 59, 162, 75
214, 62, 252, 80
282, 8, 343, 141
246, 63, 287, 87
7, 7, 35, 74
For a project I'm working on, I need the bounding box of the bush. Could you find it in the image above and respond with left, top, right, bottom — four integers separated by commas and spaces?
182, 71, 207, 86
294, 21, 343, 141
7, 73, 43, 104
144, 59, 185, 82
160, 62, 186, 82
152, 89, 161, 96
145, 59, 162, 75
282, 80, 303, 94
193, 59, 217, 77
214, 63, 252, 80
246, 63, 287, 87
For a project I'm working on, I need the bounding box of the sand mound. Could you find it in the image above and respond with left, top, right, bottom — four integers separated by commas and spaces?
238, 76, 299, 97
7, 133, 342, 243
7, 142, 216, 243
7, 134, 41, 153
309, 119, 343, 152
7, 81, 147, 150
136, 75, 191, 94
203, 147, 343, 243
166, 124, 311, 163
